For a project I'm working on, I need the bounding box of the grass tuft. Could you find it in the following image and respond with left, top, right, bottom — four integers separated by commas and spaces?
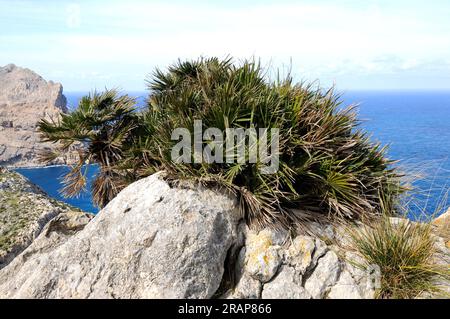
349, 199, 450, 299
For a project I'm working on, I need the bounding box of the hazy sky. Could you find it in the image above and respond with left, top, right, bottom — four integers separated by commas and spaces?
1, 0, 450, 91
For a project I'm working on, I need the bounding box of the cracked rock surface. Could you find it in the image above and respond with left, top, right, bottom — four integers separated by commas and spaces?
0, 173, 242, 298
224, 225, 377, 299
1, 171, 448, 299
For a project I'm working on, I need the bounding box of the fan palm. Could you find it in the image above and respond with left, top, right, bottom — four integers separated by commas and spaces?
38, 90, 140, 207
39, 57, 402, 229
132, 57, 402, 227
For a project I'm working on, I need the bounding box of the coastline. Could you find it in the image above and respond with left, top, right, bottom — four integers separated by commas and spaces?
4, 163, 71, 170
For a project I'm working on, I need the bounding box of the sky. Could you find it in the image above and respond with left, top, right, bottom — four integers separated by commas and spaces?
1, 0, 450, 92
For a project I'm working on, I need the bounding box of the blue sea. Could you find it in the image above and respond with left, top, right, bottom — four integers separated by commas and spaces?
65, 91, 148, 112
16, 91, 450, 218
16, 164, 100, 213
345, 91, 450, 219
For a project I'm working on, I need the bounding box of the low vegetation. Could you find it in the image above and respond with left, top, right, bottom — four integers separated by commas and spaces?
0, 169, 75, 260
349, 196, 450, 299
38, 57, 402, 229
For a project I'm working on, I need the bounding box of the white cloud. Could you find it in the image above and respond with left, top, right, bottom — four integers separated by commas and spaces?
1, 1, 450, 90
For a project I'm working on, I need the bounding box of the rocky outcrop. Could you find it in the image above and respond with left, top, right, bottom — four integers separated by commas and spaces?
0, 64, 77, 167
0, 173, 242, 298
0, 172, 383, 299
0, 168, 92, 269
223, 225, 377, 299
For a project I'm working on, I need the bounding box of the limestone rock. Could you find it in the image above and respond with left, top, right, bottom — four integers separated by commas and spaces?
230, 226, 376, 300
328, 270, 363, 299
225, 247, 262, 299
0, 64, 77, 167
286, 235, 316, 274
3, 172, 447, 299
301, 220, 335, 241
433, 209, 450, 248
227, 272, 262, 299
244, 228, 285, 283
304, 250, 341, 299
261, 266, 310, 299
343, 251, 377, 299
0, 173, 242, 298
313, 238, 329, 266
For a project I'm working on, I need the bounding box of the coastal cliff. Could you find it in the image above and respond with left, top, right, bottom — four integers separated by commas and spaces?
0, 167, 92, 269
0, 64, 78, 167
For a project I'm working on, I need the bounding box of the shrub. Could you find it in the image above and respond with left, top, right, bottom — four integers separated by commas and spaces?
38, 90, 140, 207
349, 197, 450, 298
39, 57, 401, 229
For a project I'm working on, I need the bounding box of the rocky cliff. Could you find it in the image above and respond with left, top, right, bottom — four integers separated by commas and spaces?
0, 167, 92, 269
0, 64, 77, 167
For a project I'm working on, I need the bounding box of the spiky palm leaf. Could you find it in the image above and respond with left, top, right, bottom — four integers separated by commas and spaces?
135, 57, 402, 228
39, 57, 402, 229
38, 89, 139, 207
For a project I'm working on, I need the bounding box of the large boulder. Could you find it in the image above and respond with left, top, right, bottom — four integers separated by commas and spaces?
0, 173, 242, 298
0, 63, 77, 167
0, 168, 88, 269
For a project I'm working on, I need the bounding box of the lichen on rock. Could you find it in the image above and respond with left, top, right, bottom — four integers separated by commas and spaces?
244, 228, 287, 283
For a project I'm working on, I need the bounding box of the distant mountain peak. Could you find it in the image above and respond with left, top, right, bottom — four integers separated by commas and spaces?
0, 64, 76, 167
